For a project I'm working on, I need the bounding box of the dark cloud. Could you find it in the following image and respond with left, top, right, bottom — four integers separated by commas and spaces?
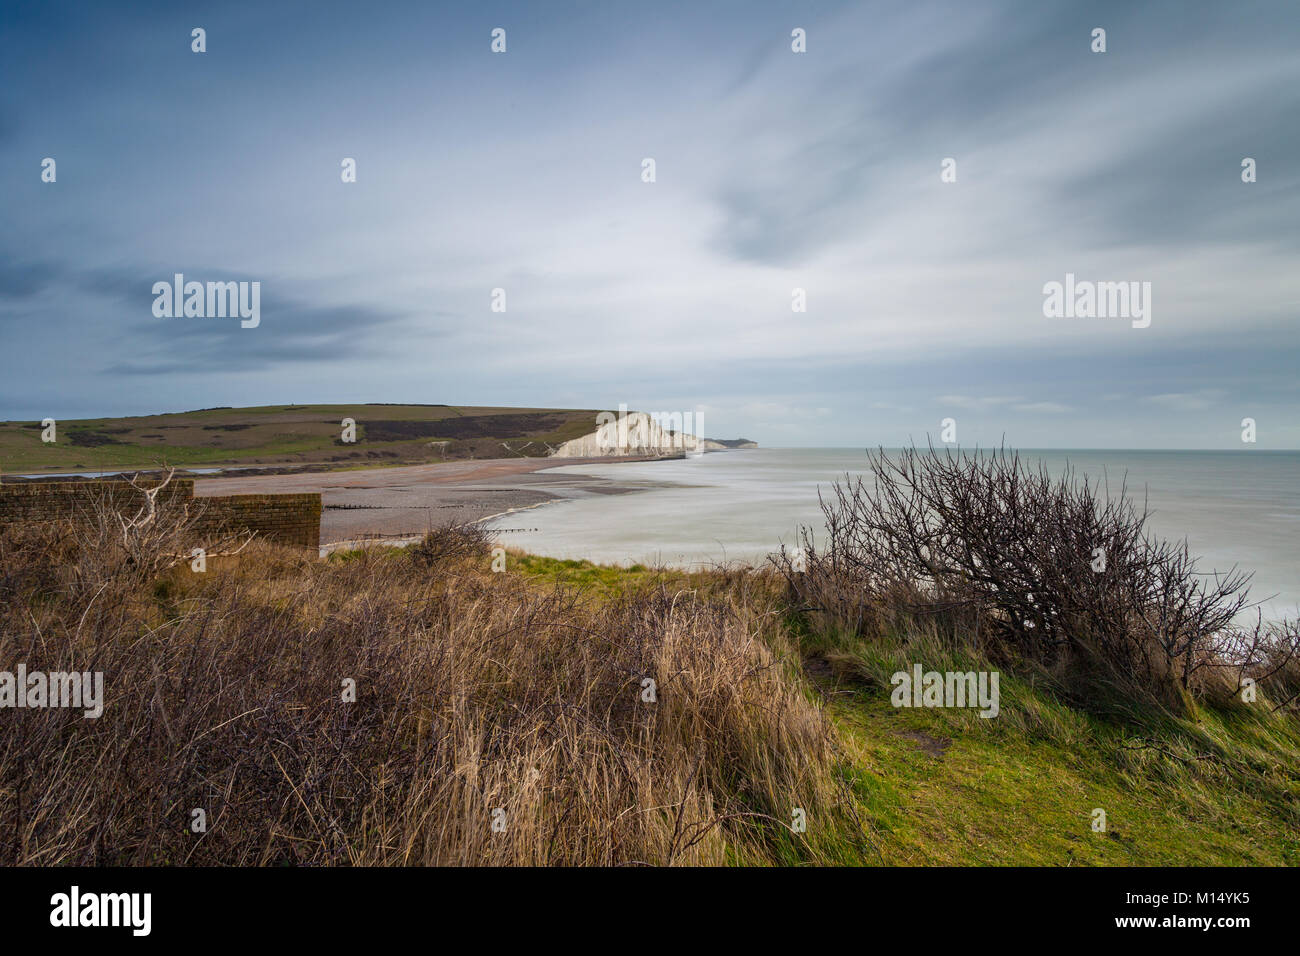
106, 288, 414, 375
0, 260, 61, 299
0, 254, 414, 374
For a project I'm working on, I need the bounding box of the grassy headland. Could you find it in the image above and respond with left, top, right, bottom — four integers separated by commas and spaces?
0, 404, 604, 475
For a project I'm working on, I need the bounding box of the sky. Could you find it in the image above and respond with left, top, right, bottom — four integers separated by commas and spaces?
1, 0, 1298, 448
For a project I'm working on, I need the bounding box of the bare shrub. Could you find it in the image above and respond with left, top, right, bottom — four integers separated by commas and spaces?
1231, 615, 1300, 713
408, 521, 494, 570
776, 445, 1256, 703
60, 469, 253, 602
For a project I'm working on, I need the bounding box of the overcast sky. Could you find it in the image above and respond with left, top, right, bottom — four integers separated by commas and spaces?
2, 0, 1297, 447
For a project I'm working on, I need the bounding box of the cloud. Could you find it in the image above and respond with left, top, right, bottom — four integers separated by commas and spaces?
936, 395, 1022, 409
0, 260, 61, 300
0, 0, 1296, 447
1012, 402, 1070, 413
105, 296, 416, 375
1144, 391, 1223, 411
0, 254, 417, 376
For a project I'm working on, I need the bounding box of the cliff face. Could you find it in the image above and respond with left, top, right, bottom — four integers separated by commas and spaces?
550, 412, 701, 457
549, 413, 758, 457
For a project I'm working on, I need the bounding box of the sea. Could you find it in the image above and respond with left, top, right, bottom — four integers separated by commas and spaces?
483, 448, 1300, 622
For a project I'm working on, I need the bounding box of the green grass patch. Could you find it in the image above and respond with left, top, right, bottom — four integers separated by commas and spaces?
519, 555, 1300, 865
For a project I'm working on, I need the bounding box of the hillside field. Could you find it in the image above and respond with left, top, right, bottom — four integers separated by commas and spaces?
0, 404, 605, 475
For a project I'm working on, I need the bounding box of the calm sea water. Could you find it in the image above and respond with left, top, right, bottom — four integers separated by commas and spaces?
484, 448, 1300, 621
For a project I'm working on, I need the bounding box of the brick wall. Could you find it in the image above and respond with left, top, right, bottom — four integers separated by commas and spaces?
196, 493, 321, 550
0, 480, 194, 522
0, 480, 321, 550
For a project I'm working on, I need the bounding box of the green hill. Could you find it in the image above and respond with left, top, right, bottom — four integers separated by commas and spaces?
0, 404, 605, 475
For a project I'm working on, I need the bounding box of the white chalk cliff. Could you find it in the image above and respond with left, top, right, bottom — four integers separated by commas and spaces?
550, 412, 714, 457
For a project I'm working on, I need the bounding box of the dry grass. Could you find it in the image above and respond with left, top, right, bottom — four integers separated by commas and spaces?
0, 509, 857, 865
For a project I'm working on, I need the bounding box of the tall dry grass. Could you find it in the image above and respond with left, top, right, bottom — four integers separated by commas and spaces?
0, 516, 856, 866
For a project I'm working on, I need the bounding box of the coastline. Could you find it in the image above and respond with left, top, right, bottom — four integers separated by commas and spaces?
193, 455, 671, 548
